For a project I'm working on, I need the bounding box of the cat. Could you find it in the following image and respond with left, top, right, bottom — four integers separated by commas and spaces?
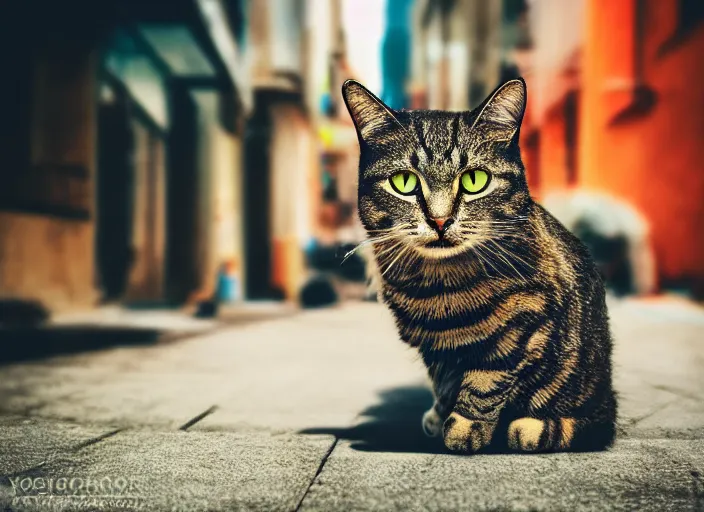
341, 78, 616, 453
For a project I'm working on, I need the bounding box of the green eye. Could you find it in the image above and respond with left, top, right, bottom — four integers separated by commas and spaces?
460, 170, 490, 194
390, 171, 418, 195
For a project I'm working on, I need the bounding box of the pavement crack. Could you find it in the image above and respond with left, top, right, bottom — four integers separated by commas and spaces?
623, 398, 678, 429
649, 383, 704, 403
74, 428, 123, 449
293, 437, 338, 512
179, 405, 218, 431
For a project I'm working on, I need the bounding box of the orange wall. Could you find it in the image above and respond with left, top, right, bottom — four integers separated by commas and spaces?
537, 105, 570, 193
521, 131, 541, 195
579, 0, 704, 287
0, 213, 98, 311
0, 45, 98, 312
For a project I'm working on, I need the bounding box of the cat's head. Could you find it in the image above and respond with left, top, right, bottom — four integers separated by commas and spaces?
342, 78, 531, 261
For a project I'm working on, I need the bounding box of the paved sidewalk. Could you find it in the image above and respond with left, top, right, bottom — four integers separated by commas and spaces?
0, 301, 296, 364
0, 298, 702, 511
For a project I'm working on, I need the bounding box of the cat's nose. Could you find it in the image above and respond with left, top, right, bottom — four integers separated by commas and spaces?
429, 217, 454, 233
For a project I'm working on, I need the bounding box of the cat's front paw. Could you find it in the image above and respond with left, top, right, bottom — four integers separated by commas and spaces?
507, 417, 583, 451
507, 417, 547, 452
442, 412, 495, 453
422, 407, 442, 437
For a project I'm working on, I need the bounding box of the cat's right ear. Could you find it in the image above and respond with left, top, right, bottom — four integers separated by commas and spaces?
471, 78, 527, 142
342, 80, 403, 144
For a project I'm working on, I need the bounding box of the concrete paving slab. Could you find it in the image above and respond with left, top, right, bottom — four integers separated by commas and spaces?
0, 365, 109, 415
610, 297, 704, 400
628, 396, 704, 438
0, 305, 426, 432
0, 416, 115, 475
0, 361, 225, 428
192, 304, 429, 433
1, 429, 335, 512
299, 439, 702, 512
25, 373, 227, 428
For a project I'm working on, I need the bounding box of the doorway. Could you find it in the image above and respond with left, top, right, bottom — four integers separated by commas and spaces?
96, 82, 135, 302
96, 79, 167, 304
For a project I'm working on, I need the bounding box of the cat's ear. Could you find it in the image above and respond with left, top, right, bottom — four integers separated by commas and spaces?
472, 78, 527, 142
342, 80, 403, 143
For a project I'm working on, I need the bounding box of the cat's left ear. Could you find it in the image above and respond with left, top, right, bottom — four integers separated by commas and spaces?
472, 78, 527, 142
342, 79, 403, 144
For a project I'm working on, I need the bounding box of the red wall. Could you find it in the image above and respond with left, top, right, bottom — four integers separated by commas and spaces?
579, 0, 704, 289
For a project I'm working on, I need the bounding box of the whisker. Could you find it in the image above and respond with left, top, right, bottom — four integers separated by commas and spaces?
459, 227, 523, 234
341, 238, 388, 264
341, 224, 415, 265
381, 244, 413, 277
485, 239, 528, 282
470, 246, 491, 279
366, 222, 413, 234
375, 240, 404, 260
474, 244, 510, 280
458, 218, 528, 224
458, 220, 525, 224
458, 223, 522, 228
489, 239, 537, 273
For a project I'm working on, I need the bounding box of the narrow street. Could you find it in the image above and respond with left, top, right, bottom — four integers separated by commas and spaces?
0, 298, 703, 511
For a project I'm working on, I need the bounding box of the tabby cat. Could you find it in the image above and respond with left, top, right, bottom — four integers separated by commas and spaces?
342, 78, 616, 453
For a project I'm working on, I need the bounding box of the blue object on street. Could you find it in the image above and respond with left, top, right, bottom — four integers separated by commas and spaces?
217, 272, 239, 303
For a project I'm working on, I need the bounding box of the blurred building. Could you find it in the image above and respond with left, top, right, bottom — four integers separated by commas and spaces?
242, 0, 320, 301
409, 0, 507, 111
518, 0, 704, 296
4, 0, 699, 315
298, 0, 366, 250
0, 0, 250, 312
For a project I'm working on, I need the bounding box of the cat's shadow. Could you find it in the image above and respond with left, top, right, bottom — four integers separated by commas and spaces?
299, 385, 447, 454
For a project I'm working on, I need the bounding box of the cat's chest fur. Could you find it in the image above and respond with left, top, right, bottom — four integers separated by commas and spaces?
378, 257, 547, 355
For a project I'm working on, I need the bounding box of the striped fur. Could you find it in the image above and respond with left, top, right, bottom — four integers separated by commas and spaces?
342, 78, 617, 453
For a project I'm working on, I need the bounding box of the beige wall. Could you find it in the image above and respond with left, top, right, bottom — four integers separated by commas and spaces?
0, 45, 98, 312
270, 105, 314, 300
212, 122, 244, 292
191, 91, 245, 299
249, 0, 306, 89
229, 135, 246, 296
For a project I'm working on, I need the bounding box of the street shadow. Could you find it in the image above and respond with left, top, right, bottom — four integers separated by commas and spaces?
300, 385, 447, 454
0, 325, 162, 365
